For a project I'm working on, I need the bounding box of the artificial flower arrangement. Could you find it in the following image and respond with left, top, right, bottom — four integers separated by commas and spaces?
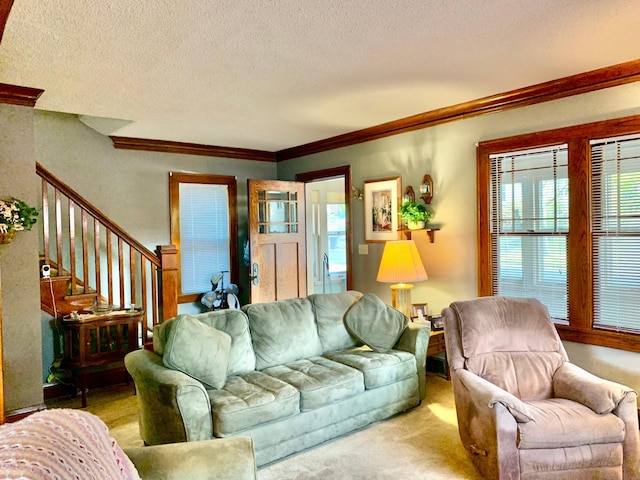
0, 197, 39, 234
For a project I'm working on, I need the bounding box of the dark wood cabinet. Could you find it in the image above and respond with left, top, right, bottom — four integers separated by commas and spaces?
63, 310, 143, 406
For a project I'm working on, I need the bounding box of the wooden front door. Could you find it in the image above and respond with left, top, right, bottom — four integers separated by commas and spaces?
248, 179, 306, 303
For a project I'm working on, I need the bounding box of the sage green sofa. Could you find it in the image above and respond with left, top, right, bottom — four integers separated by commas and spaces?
125, 291, 430, 466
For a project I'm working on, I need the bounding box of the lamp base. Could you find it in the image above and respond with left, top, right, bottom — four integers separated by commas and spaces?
390, 283, 414, 319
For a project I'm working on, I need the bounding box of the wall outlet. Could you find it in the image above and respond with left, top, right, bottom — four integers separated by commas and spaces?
358, 244, 368, 255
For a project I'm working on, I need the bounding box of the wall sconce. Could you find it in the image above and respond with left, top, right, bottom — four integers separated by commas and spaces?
403, 186, 415, 203
419, 174, 433, 204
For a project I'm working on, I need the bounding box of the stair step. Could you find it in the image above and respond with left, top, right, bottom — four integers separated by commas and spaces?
64, 292, 98, 302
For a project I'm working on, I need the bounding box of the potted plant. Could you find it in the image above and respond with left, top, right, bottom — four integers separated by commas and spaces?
0, 197, 38, 243
400, 200, 432, 230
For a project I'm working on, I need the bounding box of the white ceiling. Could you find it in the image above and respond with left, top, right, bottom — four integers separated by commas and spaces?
2, 1, 640, 152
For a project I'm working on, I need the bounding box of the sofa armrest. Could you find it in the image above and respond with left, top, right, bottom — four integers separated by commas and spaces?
394, 321, 430, 401
553, 362, 636, 414
125, 437, 256, 480
124, 349, 213, 445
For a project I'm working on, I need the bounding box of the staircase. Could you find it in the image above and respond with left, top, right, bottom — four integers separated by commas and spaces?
36, 162, 179, 346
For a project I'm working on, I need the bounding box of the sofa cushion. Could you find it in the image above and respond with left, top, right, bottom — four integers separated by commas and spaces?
243, 297, 323, 370
517, 398, 626, 450
262, 357, 364, 411
0, 409, 140, 480
310, 291, 363, 352
344, 293, 408, 353
154, 310, 256, 376
163, 314, 231, 389
208, 371, 300, 436
324, 347, 416, 389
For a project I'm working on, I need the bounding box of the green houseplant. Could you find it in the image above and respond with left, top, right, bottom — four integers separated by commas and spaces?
399, 201, 432, 230
0, 197, 38, 243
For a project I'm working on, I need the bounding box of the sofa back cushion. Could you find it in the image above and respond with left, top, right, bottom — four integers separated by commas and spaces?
243, 297, 323, 370
154, 309, 256, 376
309, 291, 363, 352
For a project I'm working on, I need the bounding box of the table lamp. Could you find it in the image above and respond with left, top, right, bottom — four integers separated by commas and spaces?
376, 240, 428, 318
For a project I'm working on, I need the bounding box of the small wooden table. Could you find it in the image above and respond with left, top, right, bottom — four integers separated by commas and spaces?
63, 310, 143, 406
427, 329, 449, 379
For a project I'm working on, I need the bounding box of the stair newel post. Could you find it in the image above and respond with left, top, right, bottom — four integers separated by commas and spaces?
156, 245, 179, 322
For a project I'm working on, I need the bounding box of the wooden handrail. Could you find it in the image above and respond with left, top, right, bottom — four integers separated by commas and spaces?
35, 162, 159, 266
36, 162, 178, 343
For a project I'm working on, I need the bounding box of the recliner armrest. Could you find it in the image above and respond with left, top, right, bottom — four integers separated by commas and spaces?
553, 362, 636, 414
457, 369, 533, 422
125, 437, 257, 480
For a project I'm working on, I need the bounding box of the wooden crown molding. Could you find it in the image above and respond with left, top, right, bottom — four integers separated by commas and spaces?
0, 0, 14, 44
110, 136, 276, 162
1, 58, 638, 161
276, 58, 640, 161
0, 83, 44, 107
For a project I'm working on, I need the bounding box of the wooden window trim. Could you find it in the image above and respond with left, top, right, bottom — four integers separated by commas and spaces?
169, 172, 238, 304
477, 114, 640, 353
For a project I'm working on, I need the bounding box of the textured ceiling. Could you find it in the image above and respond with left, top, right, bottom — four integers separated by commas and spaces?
1, 1, 640, 151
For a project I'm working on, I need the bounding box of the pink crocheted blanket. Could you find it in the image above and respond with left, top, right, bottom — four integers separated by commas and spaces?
0, 408, 140, 479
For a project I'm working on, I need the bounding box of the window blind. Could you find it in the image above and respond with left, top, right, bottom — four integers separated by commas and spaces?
591, 135, 640, 334
490, 145, 569, 320
179, 183, 230, 294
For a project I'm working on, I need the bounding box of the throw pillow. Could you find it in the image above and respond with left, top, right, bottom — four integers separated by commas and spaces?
163, 314, 231, 389
344, 293, 409, 353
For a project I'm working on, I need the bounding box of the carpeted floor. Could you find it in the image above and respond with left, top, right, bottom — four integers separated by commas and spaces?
46, 375, 481, 479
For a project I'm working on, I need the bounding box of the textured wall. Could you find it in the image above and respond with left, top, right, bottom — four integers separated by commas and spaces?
0, 104, 44, 411
277, 82, 640, 396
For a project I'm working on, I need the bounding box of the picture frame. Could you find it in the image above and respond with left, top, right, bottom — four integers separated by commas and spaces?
411, 303, 428, 319
364, 176, 401, 243
431, 316, 444, 330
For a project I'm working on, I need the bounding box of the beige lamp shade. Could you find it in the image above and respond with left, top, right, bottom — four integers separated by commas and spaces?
376, 240, 427, 318
376, 240, 428, 284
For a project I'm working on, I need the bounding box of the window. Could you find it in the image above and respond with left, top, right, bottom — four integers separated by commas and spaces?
169, 173, 238, 303
478, 115, 640, 352
592, 135, 640, 333
490, 146, 569, 320
326, 201, 346, 274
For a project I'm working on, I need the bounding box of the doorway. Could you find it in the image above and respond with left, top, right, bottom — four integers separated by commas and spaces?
296, 166, 352, 295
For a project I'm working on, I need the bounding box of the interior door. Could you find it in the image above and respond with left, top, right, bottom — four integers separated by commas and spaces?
248, 179, 306, 303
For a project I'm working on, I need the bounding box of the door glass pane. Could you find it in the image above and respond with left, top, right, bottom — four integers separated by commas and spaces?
257, 189, 299, 234
266, 191, 289, 201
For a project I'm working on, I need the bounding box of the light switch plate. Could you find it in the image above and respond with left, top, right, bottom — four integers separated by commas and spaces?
358, 244, 368, 255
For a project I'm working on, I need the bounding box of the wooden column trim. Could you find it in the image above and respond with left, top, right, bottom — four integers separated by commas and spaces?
156, 245, 179, 322
567, 138, 592, 330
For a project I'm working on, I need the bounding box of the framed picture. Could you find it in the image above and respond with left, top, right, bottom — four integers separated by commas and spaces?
412, 303, 428, 319
364, 176, 401, 243
431, 316, 444, 330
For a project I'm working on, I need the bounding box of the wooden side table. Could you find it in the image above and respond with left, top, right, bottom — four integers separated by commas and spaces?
63, 310, 143, 407
427, 329, 449, 379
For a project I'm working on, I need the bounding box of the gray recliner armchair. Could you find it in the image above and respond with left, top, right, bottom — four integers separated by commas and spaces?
442, 296, 640, 480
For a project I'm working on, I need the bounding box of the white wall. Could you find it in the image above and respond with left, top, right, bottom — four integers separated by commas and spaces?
277, 82, 640, 395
